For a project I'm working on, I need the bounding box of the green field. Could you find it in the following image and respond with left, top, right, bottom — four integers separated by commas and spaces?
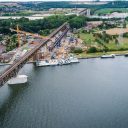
78, 33, 95, 45
94, 8, 128, 15
76, 50, 128, 58
2, 10, 37, 16
78, 32, 128, 52
106, 39, 128, 51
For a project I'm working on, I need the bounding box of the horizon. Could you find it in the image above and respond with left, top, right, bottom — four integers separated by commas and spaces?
0, 0, 120, 2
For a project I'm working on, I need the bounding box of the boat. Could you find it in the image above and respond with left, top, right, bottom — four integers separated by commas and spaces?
49, 59, 58, 66
36, 59, 59, 67
8, 75, 28, 85
36, 55, 79, 67
124, 53, 128, 57
58, 58, 71, 65
101, 54, 115, 59
64, 58, 71, 65
58, 59, 64, 65
69, 55, 79, 63
36, 60, 50, 67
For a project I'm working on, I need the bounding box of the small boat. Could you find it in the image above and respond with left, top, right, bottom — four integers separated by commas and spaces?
69, 55, 79, 63
8, 75, 28, 85
124, 53, 128, 57
101, 54, 115, 59
36, 60, 50, 67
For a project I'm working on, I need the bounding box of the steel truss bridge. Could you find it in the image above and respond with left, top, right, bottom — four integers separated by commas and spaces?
0, 22, 69, 86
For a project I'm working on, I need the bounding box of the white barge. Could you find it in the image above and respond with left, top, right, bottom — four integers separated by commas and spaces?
36, 55, 79, 67
101, 54, 115, 59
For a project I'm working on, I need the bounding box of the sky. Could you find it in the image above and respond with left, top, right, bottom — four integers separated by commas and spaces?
0, 0, 114, 1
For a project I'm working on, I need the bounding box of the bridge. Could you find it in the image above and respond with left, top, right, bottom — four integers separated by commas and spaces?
78, 9, 91, 16
0, 22, 69, 86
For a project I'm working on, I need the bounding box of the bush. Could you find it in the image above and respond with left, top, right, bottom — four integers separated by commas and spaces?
70, 47, 83, 53
81, 29, 87, 33
87, 46, 97, 53
119, 47, 128, 51
123, 32, 128, 38
39, 29, 50, 36
69, 16, 87, 29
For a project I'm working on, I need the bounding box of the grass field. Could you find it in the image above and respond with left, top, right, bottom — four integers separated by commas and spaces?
76, 50, 128, 58
78, 33, 95, 45
2, 10, 37, 16
105, 28, 128, 35
94, 8, 128, 15
78, 31, 128, 52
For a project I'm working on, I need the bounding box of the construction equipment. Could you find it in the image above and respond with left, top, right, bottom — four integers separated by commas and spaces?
16, 25, 21, 47
10, 25, 49, 49
10, 25, 49, 45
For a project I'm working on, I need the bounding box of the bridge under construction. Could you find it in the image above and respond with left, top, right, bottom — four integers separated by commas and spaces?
0, 22, 69, 86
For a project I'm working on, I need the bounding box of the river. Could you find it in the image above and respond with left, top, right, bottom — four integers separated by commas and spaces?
0, 56, 128, 128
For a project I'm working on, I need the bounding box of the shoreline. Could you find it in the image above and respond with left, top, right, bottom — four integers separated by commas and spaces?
76, 50, 128, 59
78, 54, 125, 59
0, 51, 128, 66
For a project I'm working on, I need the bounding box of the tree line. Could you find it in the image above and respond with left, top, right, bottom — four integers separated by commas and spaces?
20, 1, 128, 11
0, 15, 87, 36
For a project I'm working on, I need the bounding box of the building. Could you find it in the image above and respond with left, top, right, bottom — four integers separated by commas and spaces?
0, 51, 15, 63
0, 45, 6, 54
85, 21, 103, 31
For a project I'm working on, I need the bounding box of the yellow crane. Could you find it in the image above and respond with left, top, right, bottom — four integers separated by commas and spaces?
10, 25, 49, 47
16, 25, 21, 47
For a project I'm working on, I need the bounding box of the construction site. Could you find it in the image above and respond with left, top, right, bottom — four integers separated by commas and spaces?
0, 24, 83, 66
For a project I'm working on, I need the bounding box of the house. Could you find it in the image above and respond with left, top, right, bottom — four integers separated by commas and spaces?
0, 52, 14, 63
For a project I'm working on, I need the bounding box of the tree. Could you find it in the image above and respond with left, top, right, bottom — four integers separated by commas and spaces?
115, 38, 119, 45
68, 16, 87, 29
123, 21, 126, 28
70, 47, 83, 54
77, 33, 80, 38
87, 46, 97, 53
6, 35, 18, 51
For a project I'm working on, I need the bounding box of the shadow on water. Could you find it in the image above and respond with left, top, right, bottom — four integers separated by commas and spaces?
0, 84, 29, 127
1, 58, 128, 128
0, 63, 35, 127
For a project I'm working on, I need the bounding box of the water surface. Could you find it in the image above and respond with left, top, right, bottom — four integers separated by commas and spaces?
0, 57, 128, 128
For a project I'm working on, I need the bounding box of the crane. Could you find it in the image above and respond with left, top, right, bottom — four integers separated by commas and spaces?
10, 25, 49, 47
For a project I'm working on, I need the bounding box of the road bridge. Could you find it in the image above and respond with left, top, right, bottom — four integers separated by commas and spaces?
78, 9, 90, 16
0, 22, 69, 86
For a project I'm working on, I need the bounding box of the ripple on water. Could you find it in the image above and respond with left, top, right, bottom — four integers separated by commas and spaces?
0, 57, 128, 128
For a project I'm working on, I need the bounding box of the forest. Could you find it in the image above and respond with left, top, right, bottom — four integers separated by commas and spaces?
0, 15, 88, 36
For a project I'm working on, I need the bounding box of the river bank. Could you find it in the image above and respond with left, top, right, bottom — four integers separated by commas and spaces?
76, 50, 128, 59
1, 50, 128, 66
